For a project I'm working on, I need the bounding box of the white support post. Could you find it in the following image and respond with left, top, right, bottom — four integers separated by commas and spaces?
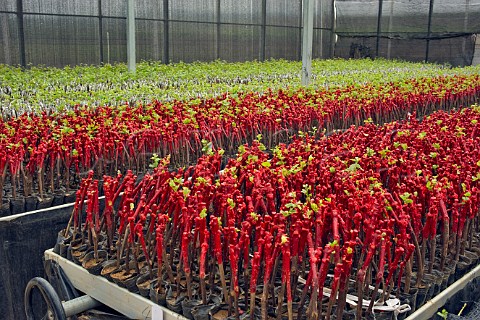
301, 0, 315, 86
127, 0, 136, 73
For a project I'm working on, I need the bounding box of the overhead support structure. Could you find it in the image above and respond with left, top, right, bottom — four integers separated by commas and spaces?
376, 0, 384, 57
216, 0, 221, 60
425, 0, 435, 62
297, 0, 303, 61
16, 0, 26, 67
163, 0, 169, 64
330, 0, 336, 59
98, 0, 104, 63
301, 0, 314, 86
260, 0, 267, 61
127, 0, 136, 73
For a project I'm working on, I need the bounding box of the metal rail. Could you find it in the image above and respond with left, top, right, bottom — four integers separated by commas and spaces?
406, 262, 480, 320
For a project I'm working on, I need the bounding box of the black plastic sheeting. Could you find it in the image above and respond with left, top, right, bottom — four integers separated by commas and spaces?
0, 205, 74, 320
336, 0, 480, 36
335, 0, 480, 66
335, 34, 476, 66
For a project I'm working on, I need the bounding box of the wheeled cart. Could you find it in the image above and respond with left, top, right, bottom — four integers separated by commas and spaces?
25, 249, 480, 320
24, 249, 187, 320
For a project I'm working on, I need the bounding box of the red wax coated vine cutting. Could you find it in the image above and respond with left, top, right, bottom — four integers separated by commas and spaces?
62, 105, 480, 320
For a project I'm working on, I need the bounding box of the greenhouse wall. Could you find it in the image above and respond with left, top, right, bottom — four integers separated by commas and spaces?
0, 0, 479, 66
0, 0, 333, 67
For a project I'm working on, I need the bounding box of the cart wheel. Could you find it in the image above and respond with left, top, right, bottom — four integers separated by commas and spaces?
25, 277, 66, 320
